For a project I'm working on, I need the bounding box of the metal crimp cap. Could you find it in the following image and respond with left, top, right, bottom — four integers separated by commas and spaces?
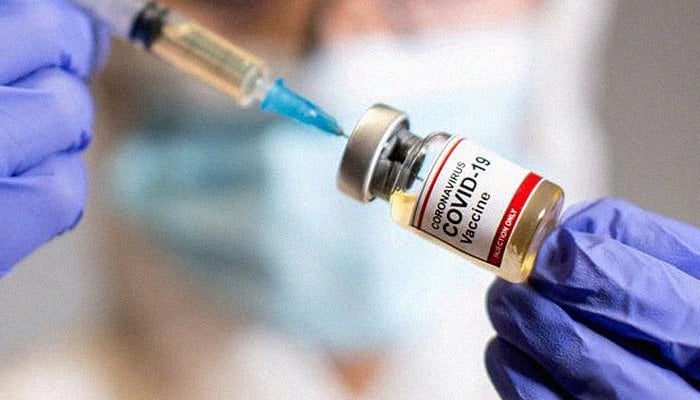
337, 104, 409, 202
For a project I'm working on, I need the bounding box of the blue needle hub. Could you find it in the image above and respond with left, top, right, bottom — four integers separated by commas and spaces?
260, 79, 344, 136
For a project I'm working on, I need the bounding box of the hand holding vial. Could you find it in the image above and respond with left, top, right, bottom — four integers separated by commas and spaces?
485, 198, 700, 398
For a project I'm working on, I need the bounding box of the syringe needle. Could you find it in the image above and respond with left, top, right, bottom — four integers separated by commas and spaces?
73, 0, 343, 135
260, 79, 345, 136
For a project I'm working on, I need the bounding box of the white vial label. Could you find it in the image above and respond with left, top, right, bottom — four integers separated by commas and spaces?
411, 136, 542, 268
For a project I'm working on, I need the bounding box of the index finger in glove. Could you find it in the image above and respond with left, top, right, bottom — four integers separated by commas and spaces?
0, 68, 93, 176
0, 0, 104, 84
485, 338, 567, 400
531, 227, 700, 384
532, 200, 700, 383
0, 151, 86, 275
487, 279, 700, 399
560, 198, 700, 279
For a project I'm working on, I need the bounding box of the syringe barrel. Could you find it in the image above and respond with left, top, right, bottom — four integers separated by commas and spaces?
148, 18, 271, 107
75, 0, 271, 107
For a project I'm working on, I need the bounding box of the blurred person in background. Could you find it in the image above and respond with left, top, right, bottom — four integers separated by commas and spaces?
0, 0, 613, 398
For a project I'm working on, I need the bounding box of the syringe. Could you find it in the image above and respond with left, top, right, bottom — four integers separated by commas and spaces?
73, 0, 344, 136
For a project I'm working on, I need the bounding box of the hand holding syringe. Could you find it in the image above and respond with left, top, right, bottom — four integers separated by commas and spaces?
73, 0, 344, 135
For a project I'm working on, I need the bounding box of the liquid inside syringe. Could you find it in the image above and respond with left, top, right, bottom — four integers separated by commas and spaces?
74, 0, 344, 136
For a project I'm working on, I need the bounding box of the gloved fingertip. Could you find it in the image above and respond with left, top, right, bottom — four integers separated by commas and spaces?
560, 197, 639, 236
0, 264, 10, 279
486, 278, 513, 311
485, 338, 512, 380
89, 20, 112, 76
38, 154, 88, 235
59, 130, 93, 155
485, 338, 566, 400
484, 339, 530, 400
58, 209, 84, 235
53, 0, 111, 77
484, 338, 511, 392
531, 227, 579, 285
72, 130, 92, 153
561, 197, 638, 228
50, 0, 108, 79
486, 279, 536, 332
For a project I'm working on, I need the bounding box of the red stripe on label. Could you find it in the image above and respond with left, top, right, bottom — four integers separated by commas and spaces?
416, 138, 464, 228
486, 173, 542, 267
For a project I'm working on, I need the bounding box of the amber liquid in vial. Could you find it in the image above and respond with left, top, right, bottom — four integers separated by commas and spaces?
390, 183, 563, 283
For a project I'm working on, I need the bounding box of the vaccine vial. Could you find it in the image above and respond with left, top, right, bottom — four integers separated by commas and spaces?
337, 104, 564, 283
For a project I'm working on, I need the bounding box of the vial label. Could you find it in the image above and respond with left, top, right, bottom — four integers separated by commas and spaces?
411, 136, 542, 268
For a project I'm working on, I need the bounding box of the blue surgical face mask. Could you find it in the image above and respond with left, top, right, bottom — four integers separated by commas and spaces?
304, 26, 535, 161
110, 25, 536, 354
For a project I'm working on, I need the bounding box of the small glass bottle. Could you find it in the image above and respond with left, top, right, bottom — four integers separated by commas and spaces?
337, 104, 564, 283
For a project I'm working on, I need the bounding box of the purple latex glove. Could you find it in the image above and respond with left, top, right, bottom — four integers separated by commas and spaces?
0, 0, 109, 276
486, 198, 700, 399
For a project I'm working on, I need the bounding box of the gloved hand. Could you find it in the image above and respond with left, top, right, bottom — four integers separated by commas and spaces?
0, 0, 109, 276
485, 197, 700, 399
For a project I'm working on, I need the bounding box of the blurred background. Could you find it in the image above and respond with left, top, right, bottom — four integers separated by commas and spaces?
1, 1, 698, 399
